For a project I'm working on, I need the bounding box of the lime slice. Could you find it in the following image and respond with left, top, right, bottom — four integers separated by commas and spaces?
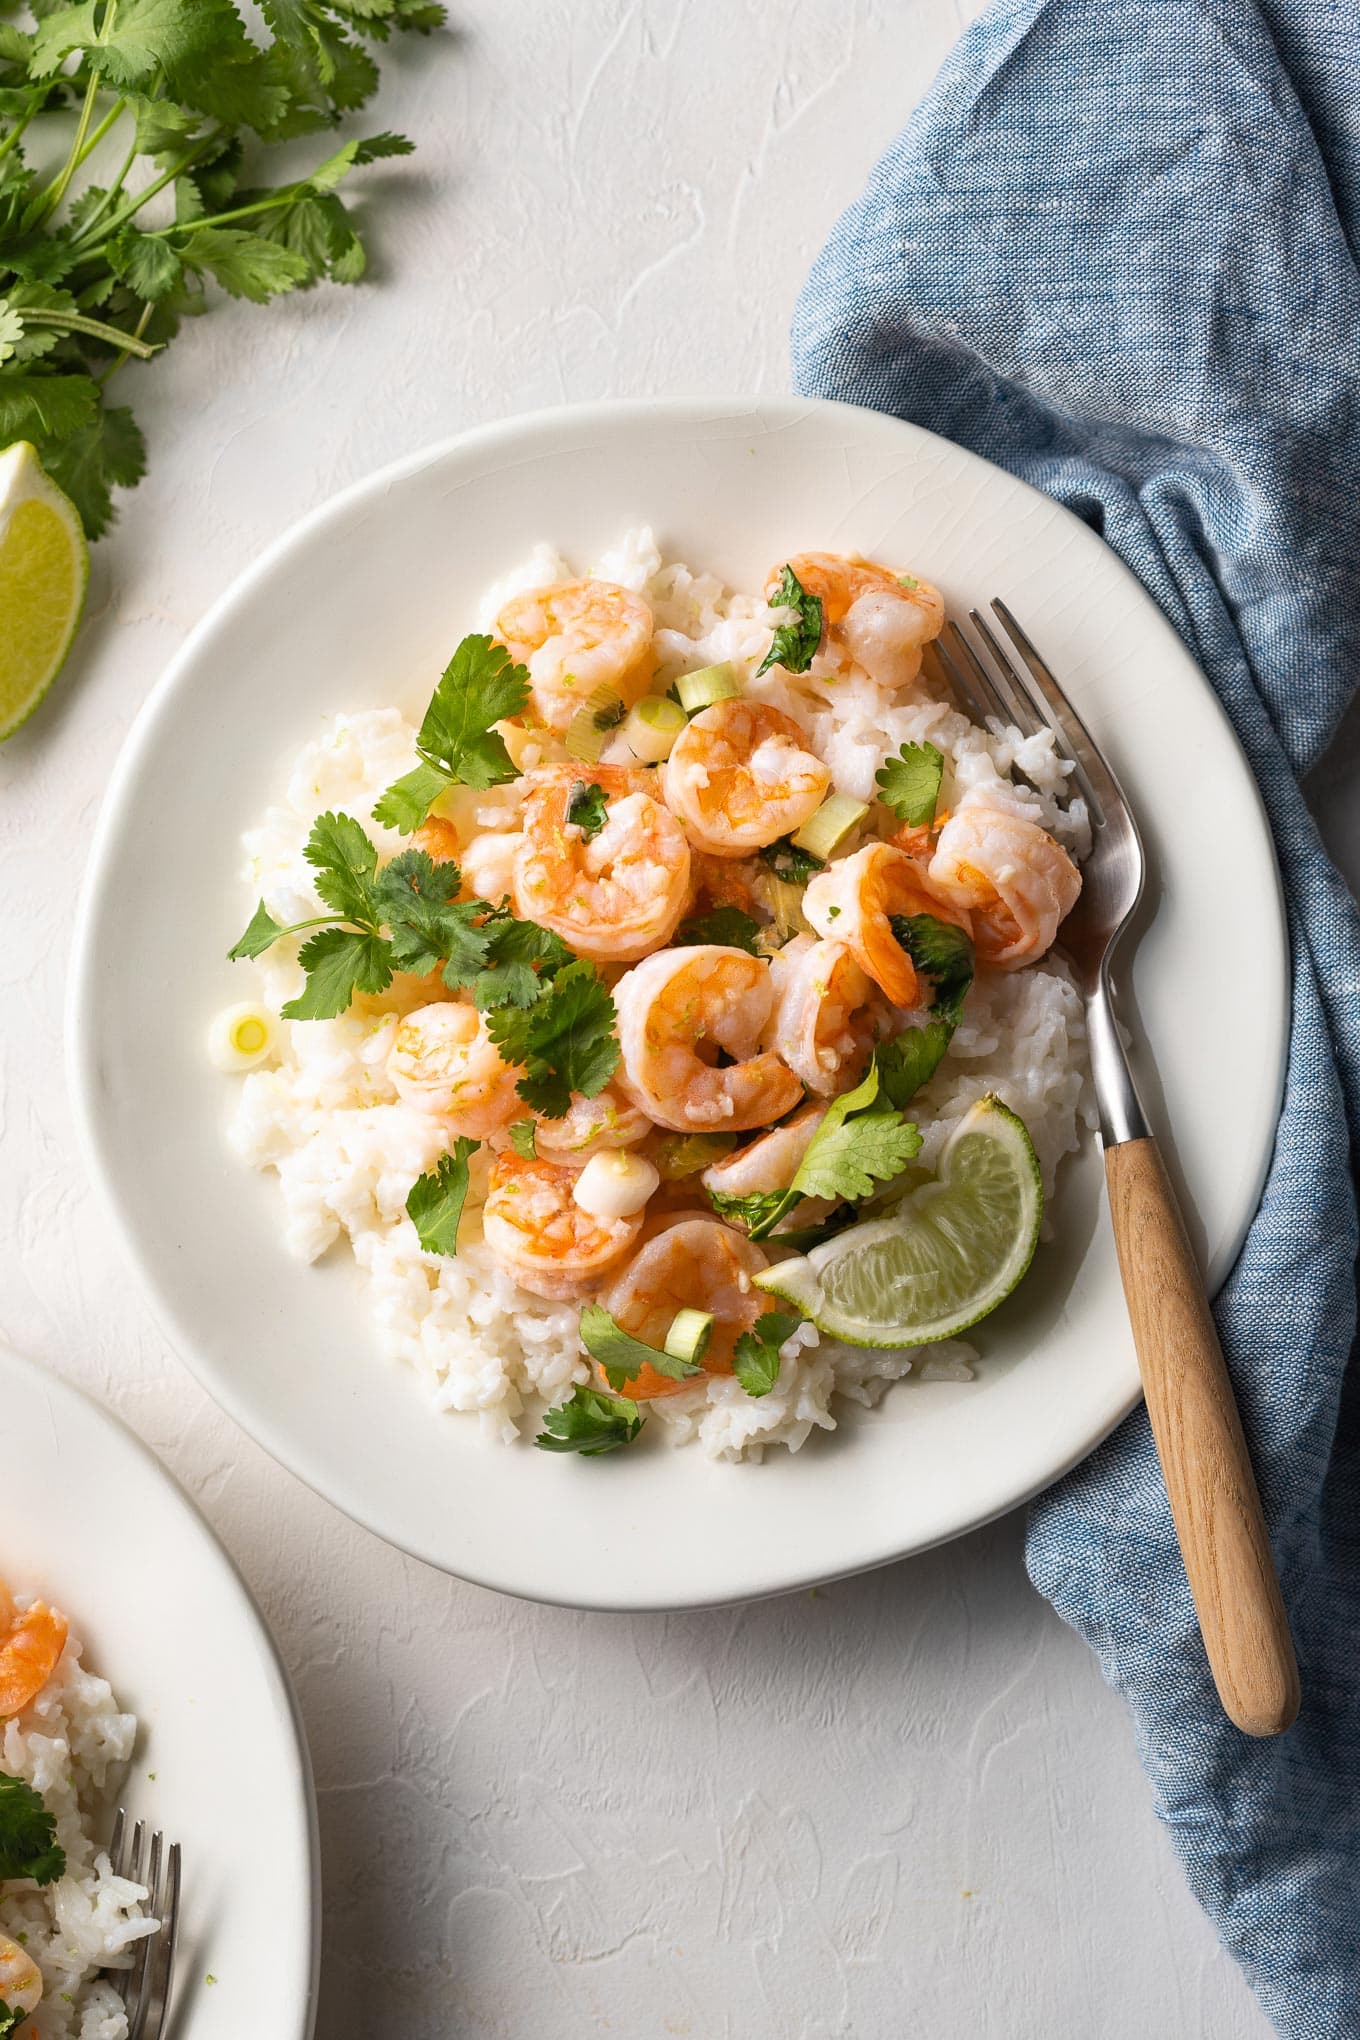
755, 1094, 1043, 1347
0, 440, 89, 741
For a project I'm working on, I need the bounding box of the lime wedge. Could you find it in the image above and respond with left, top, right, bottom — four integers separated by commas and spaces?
755, 1094, 1043, 1347
0, 440, 89, 741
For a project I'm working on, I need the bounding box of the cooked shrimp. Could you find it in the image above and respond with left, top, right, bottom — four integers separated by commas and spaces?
928, 802, 1081, 968
531, 1083, 651, 1167
512, 765, 690, 963
388, 1001, 523, 1137
767, 934, 886, 1095
772, 552, 944, 690
701, 1102, 826, 1199
598, 1218, 781, 1398
662, 700, 831, 857
0, 1590, 68, 1718
804, 843, 972, 1008
411, 815, 463, 866
0, 1935, 42, 2016
482, 1151, 643, 1300
460, 827, 524, 904
614, 946, 803, 1133
495, 579, 654, 731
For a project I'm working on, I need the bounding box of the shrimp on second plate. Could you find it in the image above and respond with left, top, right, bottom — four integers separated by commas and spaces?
495, 578, 655, 731
0, 1936, 43, 2018
512, 765, 691, 963
598, 1218, 782, 1398
482, 1152, 644, 1301
0, 1585, 68, 1718
530, 1083, 651, 1167
767, 933, 887, 1095
928, 802, 1081, 968
804, 842, 972, 1008
387, 1001, 523, 1138
662, 700, 831, 857
613, 945, 803, 1134
772, 552, 945, 690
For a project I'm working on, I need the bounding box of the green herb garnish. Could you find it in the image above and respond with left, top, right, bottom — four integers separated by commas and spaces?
485, 960, 621, 1118
873, 914, 976, 1106
707, 1187, 787, 1232
759, 836, 824, 886
565, 780, 609, 841
732, 1310, 801, 1398
405, 1139, 477, 1257
746, 1065, 923, 1241
875, 740, 944, 828
578, 1303, 702, 1393
674, 905, 763, 955
507, 1118, 537, 1159
0, 1772, 65, 1886
535, 1384, 644, 1456
372, 634, 531, 832
756, 564, 823, 677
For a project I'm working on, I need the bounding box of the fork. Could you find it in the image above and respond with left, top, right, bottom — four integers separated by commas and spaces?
107, 1808, 181, 2040
934, 602, 1300, 1739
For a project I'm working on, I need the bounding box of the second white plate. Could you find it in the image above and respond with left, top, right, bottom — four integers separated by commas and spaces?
67, 397, 1287, 1610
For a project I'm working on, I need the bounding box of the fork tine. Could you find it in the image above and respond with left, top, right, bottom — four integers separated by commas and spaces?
125, 1828, 161, 2036
937, 621, 1014, 729
951, 614, 1046, 741
986, 599, 1127, 827
142, 1842, 181, 2040
108, 1806, 127, 1876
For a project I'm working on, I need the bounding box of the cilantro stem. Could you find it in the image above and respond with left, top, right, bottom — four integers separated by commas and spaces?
144, 189, 305, 238
0, 103, 38, 166
73, 133, 220, 253
30, 70, 103, 224
96, 298, 154, 384
19, 306, 159, 359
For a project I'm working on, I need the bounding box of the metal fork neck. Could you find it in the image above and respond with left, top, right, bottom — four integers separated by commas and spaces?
1088, 975, 1151, 1148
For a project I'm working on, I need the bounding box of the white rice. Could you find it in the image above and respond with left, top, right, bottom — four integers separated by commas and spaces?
229, 530, 1095, 1460
0, 1603, 156, 2039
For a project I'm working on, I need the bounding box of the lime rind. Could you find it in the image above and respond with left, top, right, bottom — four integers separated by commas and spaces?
0, 439, 90, 742
754, 1094, 1043, 1348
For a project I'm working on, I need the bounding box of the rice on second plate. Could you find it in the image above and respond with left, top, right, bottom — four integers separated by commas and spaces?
228, 529, 1094, 1460
1, 1593, 156, 2040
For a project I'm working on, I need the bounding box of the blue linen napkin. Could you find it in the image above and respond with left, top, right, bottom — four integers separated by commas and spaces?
791, 3, 1360, 2031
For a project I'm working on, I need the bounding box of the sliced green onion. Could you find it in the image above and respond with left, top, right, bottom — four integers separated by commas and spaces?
765, 876, 812, 945
676, 662, 742, 714
664, 1308, 714, 1368
652, 1131, 738, 1181
621, 694, 686, 762
791, 795, 870, 862
565, 683, 627, 762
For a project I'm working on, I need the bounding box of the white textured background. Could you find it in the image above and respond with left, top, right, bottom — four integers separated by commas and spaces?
6, 2, 1356, 2032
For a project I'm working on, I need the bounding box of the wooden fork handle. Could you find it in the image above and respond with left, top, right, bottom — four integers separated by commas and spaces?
1105, 1137, 1300, 1737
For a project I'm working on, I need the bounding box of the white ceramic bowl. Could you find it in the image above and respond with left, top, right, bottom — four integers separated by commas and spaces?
68, 398, 1287, 1610
0, 1344, 318, 2035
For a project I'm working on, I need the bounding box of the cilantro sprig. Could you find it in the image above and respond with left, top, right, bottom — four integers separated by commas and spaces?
372, 635, 531, 832
565, 780, 609, 841
733, 1310, 801, 1399
0, 3, 440, 546
674, 905, 763, 955
535, 1384, 644, 1456
486, 961, 621, 1118
874, 914, 976, 1107
0, 1771, 65, 1886
757, 564, 823, 677
745, 1066, 924, 1241
876, 741, 944, 828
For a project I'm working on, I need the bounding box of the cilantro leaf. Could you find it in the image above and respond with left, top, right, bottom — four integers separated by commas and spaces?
565, 780, 609, 841
732, 1310, 801, 1398
578, 1303, 702, 1393
281, 926, 392, 1018
372, 849, 463, 974
0, 1771, 66, 1885
0, 370, 98, 445
756, 564, 823, 677
302, 811, 381, 926
486, 961, 620, 1118
180, 225, 311, 303
405, 1139, 477, 1256
534, 1384, 644, 1456
875, 741, 944, 828
707, 1187, 788, 1232
469, 914, 573, 1012
874, 1023, 955, 1108
889, 913, 974, 1024
675, 905, 762, 955
508, 1118, 537, 1159
371, 761, 451, 835
228, 898, 285, 960
747, 1065, 922, 1240
760, 836, 824, 885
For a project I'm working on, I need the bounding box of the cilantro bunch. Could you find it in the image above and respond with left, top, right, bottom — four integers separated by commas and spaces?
0, 0, 441, 538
